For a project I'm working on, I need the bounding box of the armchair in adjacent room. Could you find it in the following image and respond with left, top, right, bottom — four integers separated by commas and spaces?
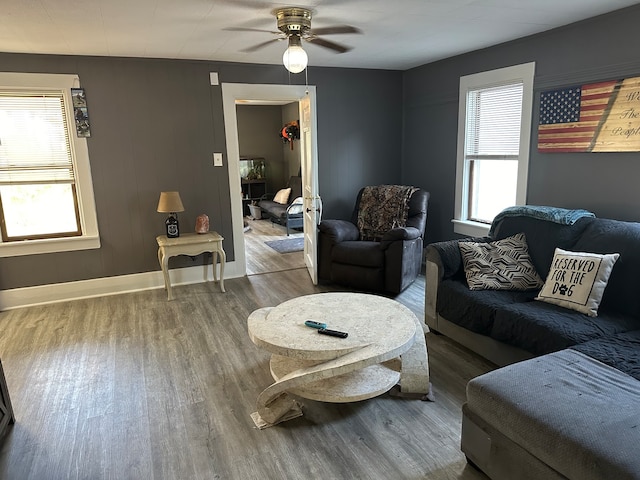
318, 185, 429, 294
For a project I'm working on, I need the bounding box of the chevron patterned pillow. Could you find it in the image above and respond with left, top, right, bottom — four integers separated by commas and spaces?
459, 233, 544, 291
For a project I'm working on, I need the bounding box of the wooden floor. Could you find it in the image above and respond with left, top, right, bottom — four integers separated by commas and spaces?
0, 268, 494, 479
244, 217, 304, 276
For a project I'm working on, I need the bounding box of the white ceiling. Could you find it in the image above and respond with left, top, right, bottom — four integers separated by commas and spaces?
1, 0, 638, 71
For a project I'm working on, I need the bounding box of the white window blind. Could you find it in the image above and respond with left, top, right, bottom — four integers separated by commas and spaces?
465, 83, 523, 160
0, 91, 75, 185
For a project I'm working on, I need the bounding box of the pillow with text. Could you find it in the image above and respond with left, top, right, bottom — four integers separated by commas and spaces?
535, 248, 619, 316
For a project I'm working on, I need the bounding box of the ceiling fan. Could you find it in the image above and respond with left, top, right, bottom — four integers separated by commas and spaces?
228, 7, 361, 72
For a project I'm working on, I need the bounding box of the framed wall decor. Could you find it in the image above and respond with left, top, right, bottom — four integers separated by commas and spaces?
71, 87, 91, 138
538, 76, 640, 153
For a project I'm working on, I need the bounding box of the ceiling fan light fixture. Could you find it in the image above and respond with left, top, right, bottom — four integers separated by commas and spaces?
282, 35, 308, 74
283, 46, 308, 73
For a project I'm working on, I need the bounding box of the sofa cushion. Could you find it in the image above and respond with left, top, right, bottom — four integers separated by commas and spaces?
258, 200, 287, 219
571, 330, 640, 381
331, 264, 384, 292
491, 215, 593, 276
573, 218, 640, 318
491, 300, 639, 355
459, 233, 543, 291
535, 248, 619, 317
331, 241, 383, 268
465, 349, 640, 480
437, 279, 537, 335
273, 187, 291, 204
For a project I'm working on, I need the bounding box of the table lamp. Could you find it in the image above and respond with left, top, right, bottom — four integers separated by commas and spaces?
157, 191, 185, 238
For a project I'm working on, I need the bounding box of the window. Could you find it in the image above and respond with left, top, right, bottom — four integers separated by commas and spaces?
453, 62, 535, 237
0, 73, 99, 257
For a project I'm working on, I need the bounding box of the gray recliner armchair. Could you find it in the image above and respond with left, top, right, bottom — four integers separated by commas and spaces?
318, 185, 429, 294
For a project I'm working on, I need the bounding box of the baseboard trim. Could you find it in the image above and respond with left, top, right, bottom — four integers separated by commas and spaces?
0, 261, 242, 311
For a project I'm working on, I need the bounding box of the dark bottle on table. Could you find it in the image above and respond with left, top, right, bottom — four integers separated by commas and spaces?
166, 214, 180, 238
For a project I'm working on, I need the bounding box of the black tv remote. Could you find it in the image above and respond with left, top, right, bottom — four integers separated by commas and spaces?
318, 328, 348, 338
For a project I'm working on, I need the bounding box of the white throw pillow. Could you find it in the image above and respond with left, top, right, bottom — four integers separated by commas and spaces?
459, 233, 544, 291
273, 188, 291, 205
535, 248, 619, 317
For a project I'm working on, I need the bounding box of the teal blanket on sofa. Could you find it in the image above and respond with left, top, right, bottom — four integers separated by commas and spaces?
489, 205, 595, 237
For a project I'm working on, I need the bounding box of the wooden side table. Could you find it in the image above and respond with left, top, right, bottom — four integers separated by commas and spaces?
156, 232, 226, 300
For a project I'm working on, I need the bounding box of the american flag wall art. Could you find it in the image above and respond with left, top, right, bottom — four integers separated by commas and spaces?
537, 76, 640, 153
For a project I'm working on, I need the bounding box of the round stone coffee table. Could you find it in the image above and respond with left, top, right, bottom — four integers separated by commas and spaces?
247, 292, 430, 428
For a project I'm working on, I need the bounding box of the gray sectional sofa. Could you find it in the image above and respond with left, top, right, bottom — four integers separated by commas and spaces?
425, 210, 640, 480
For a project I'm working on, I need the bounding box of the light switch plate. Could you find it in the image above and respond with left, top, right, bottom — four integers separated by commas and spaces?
213, 153, 223, 166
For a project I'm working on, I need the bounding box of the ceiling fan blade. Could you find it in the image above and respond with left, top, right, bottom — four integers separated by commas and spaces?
240, 38, 283, 53
224, 27, 281, 35
306, 36, 351, 54
217, 0, 272, 8
309, 25, 361, 36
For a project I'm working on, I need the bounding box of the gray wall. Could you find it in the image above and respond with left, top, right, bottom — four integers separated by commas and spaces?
0, 53, 403, 289
402, 4, 640, 245
312, 68, 404, 217
237, 105, 285, 193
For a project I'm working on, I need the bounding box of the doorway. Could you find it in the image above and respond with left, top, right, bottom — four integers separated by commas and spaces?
236, 102, 304, 275
221, 83, 319, 279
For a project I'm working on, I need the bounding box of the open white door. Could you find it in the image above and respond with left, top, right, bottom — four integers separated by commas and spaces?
299, 92, 320, 284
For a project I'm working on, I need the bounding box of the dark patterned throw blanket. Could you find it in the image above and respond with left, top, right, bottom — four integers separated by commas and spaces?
357, 185, 419, 241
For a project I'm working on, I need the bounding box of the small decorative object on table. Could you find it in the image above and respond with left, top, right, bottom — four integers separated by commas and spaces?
195, 214, 209, 233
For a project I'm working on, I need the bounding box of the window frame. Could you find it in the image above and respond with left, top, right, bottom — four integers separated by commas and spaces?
0, 72, 100, 257
453, 62, 535, 237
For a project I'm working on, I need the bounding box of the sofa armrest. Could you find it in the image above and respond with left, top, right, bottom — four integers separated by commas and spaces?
425, 254, 442, 330
426, 237, 489, 279
426, 240, 463, 281
259, 193, 274, 201
379, 227, 421, 250
318, 219, 360, 243
381, 226, 421, 242
425, 237, 490, 330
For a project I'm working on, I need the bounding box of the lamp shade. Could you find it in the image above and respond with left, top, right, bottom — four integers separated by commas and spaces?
157, 191, 185, 213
